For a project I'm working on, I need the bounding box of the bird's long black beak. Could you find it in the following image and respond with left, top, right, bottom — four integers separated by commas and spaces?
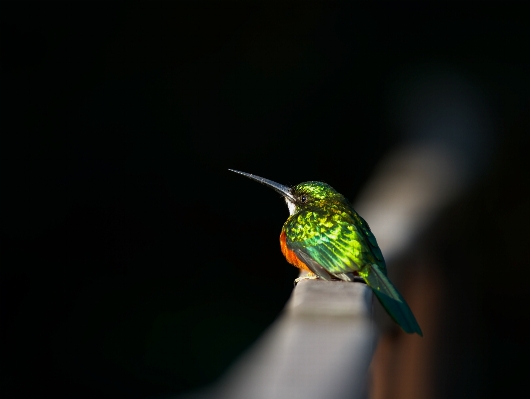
229, 169, 296, 202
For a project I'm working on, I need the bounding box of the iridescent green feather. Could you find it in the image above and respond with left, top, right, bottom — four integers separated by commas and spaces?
284, 181, 423, 336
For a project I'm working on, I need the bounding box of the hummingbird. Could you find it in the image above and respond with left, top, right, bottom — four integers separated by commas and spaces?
229, 169, 423, 336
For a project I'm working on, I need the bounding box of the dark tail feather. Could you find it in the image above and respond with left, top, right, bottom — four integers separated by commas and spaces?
364, 264, 423, 336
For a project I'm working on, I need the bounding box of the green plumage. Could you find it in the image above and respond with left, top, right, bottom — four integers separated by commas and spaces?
284, 182, 384, 275
229, 170, 423, 336
285, 182, 423, 336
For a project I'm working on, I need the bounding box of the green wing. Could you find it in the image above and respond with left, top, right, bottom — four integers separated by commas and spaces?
284, 206, 384, 275
351, 212, 386, 274
285, 206, 422, 336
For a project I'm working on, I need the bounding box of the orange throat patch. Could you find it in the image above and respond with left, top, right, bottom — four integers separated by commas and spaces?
279, 231, 311, 272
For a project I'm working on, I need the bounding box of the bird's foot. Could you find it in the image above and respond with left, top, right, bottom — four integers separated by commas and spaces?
294, 273, 318, 285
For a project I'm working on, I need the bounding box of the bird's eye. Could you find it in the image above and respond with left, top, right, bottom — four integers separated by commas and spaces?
300, 195, 307, 203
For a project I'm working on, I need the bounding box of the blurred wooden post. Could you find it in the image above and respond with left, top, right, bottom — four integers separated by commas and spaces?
181, 276, 376, 399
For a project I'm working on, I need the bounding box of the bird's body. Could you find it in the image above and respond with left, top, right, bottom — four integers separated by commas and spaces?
280, 181, 384, 279
230, 170, 423, 336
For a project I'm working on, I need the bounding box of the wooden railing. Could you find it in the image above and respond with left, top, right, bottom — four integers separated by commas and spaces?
181, 274, 376, 399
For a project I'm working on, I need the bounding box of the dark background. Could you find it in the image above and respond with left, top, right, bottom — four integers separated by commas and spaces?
2, 2, 529, 399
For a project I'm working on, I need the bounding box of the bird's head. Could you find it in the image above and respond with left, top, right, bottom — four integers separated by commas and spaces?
229, 170, 344, 216
287, 181, 344, 214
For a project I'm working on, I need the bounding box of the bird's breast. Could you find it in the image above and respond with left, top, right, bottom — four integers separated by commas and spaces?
279, 231, 311, 272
